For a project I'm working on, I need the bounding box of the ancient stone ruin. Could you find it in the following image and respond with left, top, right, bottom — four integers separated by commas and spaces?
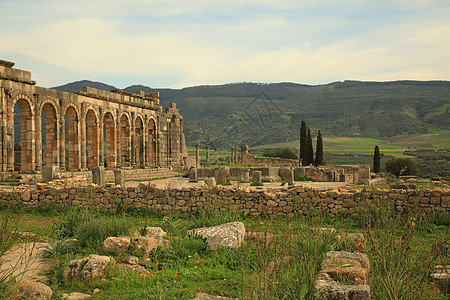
0, 59, 187, 177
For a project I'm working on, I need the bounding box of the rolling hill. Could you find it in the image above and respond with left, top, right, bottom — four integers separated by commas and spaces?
51, 80, 450, 148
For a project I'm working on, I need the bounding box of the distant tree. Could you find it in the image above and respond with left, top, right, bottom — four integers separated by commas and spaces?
300, 121, 307, 164
263, 148, 297, 159
315, 130, 323, 166
306, 127, 314, 165
385, 158, 418, 177
373, 145, 381, 173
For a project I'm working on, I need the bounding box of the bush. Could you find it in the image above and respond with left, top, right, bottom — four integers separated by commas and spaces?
385, 158, 418, 177
263, 148, 297, 159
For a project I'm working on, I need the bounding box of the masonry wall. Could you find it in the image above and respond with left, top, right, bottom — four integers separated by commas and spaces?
2, 185, 449, 217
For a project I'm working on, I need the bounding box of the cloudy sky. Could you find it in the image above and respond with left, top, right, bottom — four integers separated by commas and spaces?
1, 0, 449, 88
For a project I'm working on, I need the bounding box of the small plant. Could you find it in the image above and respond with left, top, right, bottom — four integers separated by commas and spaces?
41, 239, 78, 259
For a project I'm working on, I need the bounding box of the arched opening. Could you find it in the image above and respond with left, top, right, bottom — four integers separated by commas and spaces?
148, 118, 156, 167
13, 99, 34, 173
119, 114, 130, 167
41, 102, 58, 167
64, 106, 80, 171
85, 109, 99, 169
135, 117, 143, 167
103, 112, 116, 168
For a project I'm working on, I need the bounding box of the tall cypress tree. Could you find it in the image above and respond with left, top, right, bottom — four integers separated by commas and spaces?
315, 130, 323, 166
373, 145, 381, 173
300, 121, 307, 165
307, 127, 313, 166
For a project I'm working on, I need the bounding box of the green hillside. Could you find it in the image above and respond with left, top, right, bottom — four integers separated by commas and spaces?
52, 80, 450, 148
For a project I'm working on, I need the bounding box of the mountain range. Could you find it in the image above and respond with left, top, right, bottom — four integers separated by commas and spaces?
51, 80, 450, 148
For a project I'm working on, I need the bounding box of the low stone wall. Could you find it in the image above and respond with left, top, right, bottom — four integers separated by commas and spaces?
196, 167, 280, 181
2, 185, 449, 217
241, 152, 299, 167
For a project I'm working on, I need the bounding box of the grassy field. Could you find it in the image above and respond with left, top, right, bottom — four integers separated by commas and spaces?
1, 202, 448, 300
250, 131, 450, 158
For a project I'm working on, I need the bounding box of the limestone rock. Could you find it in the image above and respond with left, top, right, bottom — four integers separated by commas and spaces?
324, 251, 370, 270
17, 281, 53, 300
103, 236, 131, 253
252, 171, 262, 183
62, 292, 92, 299
63, 255, 111, 281
192, 293, 239, 300
314, 272, 371, 300
140, 227, 167, 246
430, 265, 449, 295
205, 177, 217, 187
280, 168, 294, 184
215, 167, 230, 184
188, 222, 245, 250
131, 233, 158, 260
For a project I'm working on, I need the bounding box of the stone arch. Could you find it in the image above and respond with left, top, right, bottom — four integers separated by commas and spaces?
40, 99, 59, 167
134, 115, 144, 167
64, 104, 81, 170
118, 113, 131, 167
147, 117, 157, 167
103, 110, 116, 168
12, 94, 35, 173
85, 108, 99, 169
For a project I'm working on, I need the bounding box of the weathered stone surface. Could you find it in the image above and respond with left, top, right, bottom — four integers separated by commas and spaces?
189, 168, 198, 182
192, 293, 239, 300
131, 233, 158, 260
140, 226, 168, 246
245, 232, 275, 245
63, 255, 111, 281
242, 168, 250, 182
314, 272, 371, 300
430, 265, 449, 295
188, 222, 245, 250
42, 165, 59, 182
280, 168, 294, 184
205, 177, 216, 187
62, 292, 92, 299
324, 251, 370, 270
92, 166, 105, 186
252, 171, 262, 183
103, 236, 131, 253
113, 169, 126, 186
17, 281, 53, 300
215, 167, 230, 184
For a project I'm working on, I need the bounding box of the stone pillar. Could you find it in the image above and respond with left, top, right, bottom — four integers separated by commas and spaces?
113, 168, 126, 186
205, 145, 210, 163
6, 111, 14, 171
42, 165, 58, 182
80, 114, 86, 170
280, 167, 294, 185
131, 113, 136, 167
59, 116, 65, 170
35, 112, 42, 171
242, 168, 250, 182
92, 166, 105, 186
143, 116, 148, 167
99, 108, 104, 166
195, 144, 200, 168
189, 167, 197, 182
215, 148, 218, 165
252, 171, 262, 183
241, 145, 248, 165
234, 148, 238, 165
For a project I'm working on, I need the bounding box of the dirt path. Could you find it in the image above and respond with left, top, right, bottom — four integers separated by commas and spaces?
0, 242, 51, 282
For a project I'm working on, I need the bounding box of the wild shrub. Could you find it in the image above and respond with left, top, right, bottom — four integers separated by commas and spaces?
363, 197, 442, 299
0, 211, 17, 257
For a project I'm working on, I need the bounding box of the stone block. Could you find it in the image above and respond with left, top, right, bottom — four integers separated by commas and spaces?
189, 167, 198, 182
215, 167, 229, 184
280, 167, 294, 184
205, 177, 216, 187
252, 171, 262, 183
113, 168, 126, 186
92, 166, 105, 186
42, 165, 59, 182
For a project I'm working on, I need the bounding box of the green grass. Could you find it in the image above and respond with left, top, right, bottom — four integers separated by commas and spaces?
252, 131, 450, 159
1, 203, 448, 299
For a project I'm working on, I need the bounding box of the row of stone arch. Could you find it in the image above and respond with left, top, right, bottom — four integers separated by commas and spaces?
12, 94, 158, 173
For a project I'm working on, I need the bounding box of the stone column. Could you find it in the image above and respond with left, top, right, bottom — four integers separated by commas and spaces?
131, 112, 136, 167
195, 144, 200, 168
234, 148, 238, 165
80, 111, 86, 170
143, 116, 148, 167
116, 123, 121, 167
59, 116, 65, 170
215, 148, 218, 165
35, 110, 42, 171
205, 145, 210, 163
6, 110, 14, 171
241, 145, 248, 165
99, 108, 104, 166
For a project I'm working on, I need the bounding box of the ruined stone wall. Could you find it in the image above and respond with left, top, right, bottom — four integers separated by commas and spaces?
3, 185, 449, 217
0, 59, 187, 174
240, 145, 299, 167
